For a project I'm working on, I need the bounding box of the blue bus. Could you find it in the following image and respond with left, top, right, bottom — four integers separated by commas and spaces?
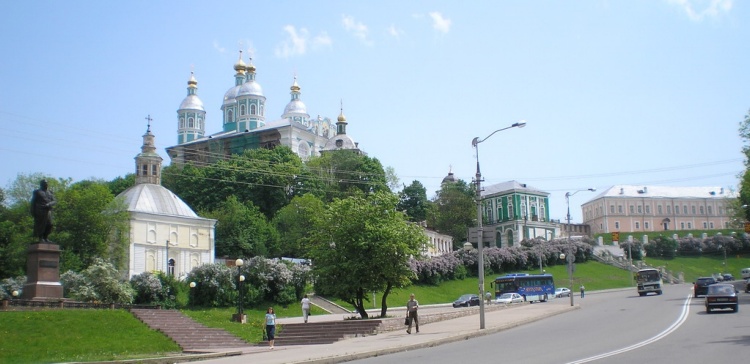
493, 273, 555, 303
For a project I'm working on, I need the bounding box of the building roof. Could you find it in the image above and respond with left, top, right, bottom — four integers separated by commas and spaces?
118, 183, 199, 218
482, 180, 548, 197
590, 185, 733, 201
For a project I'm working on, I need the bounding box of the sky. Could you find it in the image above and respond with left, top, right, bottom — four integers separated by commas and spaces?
1, 0, 748, 223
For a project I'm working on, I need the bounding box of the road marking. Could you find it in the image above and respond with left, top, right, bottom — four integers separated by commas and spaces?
566, 295, 692, 364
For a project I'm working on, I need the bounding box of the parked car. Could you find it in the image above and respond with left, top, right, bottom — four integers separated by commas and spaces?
741, 267, 750, 279
495, 293, 524, 305
693, 277, 718, 297
722, 273, 734, 281
745, 279, 750, 293
705, 283, 739, 313
452, 294, 480, 308
712, 273, 724, 282
555, 287, 571, 298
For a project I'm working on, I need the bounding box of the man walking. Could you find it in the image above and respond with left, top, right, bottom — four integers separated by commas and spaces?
406, 293, 419, 334
580, 285, 585, 298
301, 294, 311, 323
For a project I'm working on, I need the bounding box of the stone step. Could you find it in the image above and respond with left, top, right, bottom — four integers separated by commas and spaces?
130, 308, 250, 350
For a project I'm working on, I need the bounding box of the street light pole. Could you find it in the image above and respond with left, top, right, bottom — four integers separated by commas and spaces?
233, 258, 245, 323
472, 121, 526, 329
564, 188, 596, 307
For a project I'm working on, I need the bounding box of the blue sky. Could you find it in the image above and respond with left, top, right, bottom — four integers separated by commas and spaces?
1, 0, 748, 223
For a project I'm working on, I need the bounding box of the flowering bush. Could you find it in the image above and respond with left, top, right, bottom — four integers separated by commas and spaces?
0, 276, 25, 299
60, 258, 133, 304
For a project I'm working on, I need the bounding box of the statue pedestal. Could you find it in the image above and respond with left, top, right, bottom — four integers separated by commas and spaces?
22, 243, 63, 300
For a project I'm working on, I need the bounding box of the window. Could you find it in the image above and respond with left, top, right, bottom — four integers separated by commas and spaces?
618, 205, 623, 213
635, 222, 640, 229
667, 205, 672, 214
637, 205, 642, 214
188, 117, 194, 128
645, 205, 650, 214
180, 117, 185, 128
151, 165, 157, 176
250, 104, 257, 115
699, 206, 704, 215
629, 205, 634, 214
227, 109, 234, 122
141, 164, 147, 176
683, 206, 688, 214
703, 222, 707, 228
657, 205, 662, 214
710, 222, 714, 229
240, 104, 246, 115
708, 206, 713, 215
687, 222, 692, 229
610, 205, 615, 214
680, 222, 685, 229
615, 221, 620, 229
645, 221, 649, 229
691, 206, 696, 215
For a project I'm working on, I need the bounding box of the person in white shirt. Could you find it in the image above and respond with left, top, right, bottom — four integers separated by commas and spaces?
301, 294, 311, 323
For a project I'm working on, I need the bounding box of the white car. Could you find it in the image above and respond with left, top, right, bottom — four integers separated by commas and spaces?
496, 293, 524, 304
555, 287, 571, 298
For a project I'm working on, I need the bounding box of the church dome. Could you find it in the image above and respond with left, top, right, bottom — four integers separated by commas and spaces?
323, 134, 357, 151
238, 81, 264, 97
442, 171, 457, 184
118, 184, 199, 218
223, 86, 241, 105
179, 95, 204, 111
284, 99, 307, 115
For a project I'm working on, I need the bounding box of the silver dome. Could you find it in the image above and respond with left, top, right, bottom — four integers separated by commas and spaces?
223, 86, 241, 105
179, 95, 205, 111
237, 80, 264, 97
283, 100, 308, 115
324, 134, 357, 151
118, 183, 199, 218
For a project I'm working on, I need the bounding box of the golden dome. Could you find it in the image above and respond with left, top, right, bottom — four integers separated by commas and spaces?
234, 50, 246, 74
290, 76, 300, 92
246, 57, 256, 74
187, 71, 197, 88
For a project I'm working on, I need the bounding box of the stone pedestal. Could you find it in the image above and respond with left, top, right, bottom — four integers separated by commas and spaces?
231, 313, 247, 324
22, 243, 63, 300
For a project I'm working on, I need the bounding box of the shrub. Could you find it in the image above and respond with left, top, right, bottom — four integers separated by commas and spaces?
61, 258, 134, 304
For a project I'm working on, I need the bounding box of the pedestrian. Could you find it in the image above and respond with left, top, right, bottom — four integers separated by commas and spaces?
485, 291, 492, 305
301, 294, 311, 323
264, 307, 276, 349
580, 285, 585, 298
406, 293, 419, 334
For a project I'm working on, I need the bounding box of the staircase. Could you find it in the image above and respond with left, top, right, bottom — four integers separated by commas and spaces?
275, 320, 382, 346
130, 309, 250, 351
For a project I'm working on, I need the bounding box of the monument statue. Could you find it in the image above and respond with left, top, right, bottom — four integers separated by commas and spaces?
30, 179, 56, 243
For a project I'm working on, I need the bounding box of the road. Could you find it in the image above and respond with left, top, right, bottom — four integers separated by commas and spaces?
351, 282, 750, 364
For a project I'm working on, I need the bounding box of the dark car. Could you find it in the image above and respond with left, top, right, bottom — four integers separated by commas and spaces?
452, 294, 480, 308
693, 277, 717, 297
722, 273, 734, 281
745, 279, 750, 293
705, 283, 739, 313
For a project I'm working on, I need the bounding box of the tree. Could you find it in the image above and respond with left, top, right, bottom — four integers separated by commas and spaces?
308, 191, 425, 318
738, 108, 750, 220
427, 179, 476, 248
272, 194, 325, 258
107, 173, 135, 196
306, 151, 389, 203
397, 180, 429, 223
204, 196, 280, 258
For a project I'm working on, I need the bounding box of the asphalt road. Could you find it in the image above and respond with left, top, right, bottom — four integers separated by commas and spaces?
350, 282, 750, 364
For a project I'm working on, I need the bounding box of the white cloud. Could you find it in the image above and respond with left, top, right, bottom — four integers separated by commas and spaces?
213, 40, 226, 53
429, 11, 452, 34
342, 14, 372, 44
274, 25, 332, 59
387, 24, 403, 39
666, 0, 732, 22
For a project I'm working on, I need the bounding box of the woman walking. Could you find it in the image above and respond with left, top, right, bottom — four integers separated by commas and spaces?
264, 307, 277, 349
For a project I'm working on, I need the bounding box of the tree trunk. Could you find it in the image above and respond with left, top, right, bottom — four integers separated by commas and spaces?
380, 282, 392, 317
354, 288, 368, 318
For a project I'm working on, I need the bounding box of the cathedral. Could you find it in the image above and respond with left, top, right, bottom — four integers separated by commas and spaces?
165, 52, 361, 166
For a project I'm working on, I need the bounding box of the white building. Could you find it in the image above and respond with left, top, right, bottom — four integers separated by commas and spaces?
118, 123, 217, 278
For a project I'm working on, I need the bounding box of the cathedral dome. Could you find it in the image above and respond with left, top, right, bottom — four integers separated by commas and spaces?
118, 184, 199, 218
179, 94, 204, 111
284, 99, 307, 115
238, 81, 264, 97
223, 86, 241, 105
323, 134, 357, 151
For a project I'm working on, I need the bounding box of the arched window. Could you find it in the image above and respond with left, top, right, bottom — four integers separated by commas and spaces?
227, 109, 234, 122
260, 105, 264, 116
188, 117, 194, 128
250, 104, 257, 115
180, 117, 185, 128
240, 104, 246, 115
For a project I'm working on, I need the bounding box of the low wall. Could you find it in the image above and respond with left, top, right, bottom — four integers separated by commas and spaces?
376, 302, 528, 333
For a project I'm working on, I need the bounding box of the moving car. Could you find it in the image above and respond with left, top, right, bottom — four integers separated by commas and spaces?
495, 293, 524, 305
705, 283, 739, 313
452, 294, 480, 308
722, 273, 734, 281
693, 277, 717, 297
555, 287, 571, 298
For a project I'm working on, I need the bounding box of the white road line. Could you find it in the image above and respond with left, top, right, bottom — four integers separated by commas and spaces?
565, 295, 692, 364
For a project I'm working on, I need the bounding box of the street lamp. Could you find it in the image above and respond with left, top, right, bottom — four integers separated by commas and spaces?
564, 188, 596, 307
233, 258, 246, 323
472, 120, 526, 329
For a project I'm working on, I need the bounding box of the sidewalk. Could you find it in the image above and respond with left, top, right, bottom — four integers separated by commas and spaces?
181, 300, 579, 364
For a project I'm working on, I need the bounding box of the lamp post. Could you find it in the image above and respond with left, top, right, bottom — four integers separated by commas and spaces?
472, 120, 526, 329
564, 188, 596, 307
233, 258, 246, 323
189, 282, 196, 309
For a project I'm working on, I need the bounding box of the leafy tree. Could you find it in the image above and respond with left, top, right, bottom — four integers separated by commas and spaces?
738, 108, 750, 220
397, 180, 429, 223
107, 173, 135, 196
384, 166, 400, 192
184, 263, 235, 307
427, 179, 476, 247
60, 258, 134, 304
272, 194, 325, 258
306, 151, 389, 203
308, 191, 425, 318
204, 196, 280, 258
3, 173, 70, 206
645, 236, 679, 259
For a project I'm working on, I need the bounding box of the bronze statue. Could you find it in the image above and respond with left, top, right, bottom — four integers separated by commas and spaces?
30, 179, 56, 243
